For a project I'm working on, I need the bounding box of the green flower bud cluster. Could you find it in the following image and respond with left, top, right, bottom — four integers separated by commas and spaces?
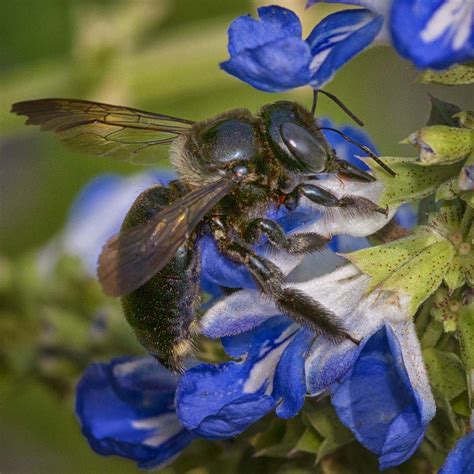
348, 88, 474, 463
431, 286, 471, 333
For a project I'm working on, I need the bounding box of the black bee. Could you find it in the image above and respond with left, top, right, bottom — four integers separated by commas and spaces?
12, 91, 394, 372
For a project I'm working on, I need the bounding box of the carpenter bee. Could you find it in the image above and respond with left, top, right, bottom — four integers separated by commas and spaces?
12, 91, 394, 372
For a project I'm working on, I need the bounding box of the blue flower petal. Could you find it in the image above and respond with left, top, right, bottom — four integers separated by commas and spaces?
390, 0, 474, 69
176, 362, 276, 439
329, 235, 370, 253
274, 328, 314, 418
305, 338, 359, 394
266, 204, 321, 234
76, 357, 194, 469
221, 36, 312, 92
331, 326, 430, 469
219, 316, 292, 358
307, 9, 384, 87
106, 357, 181, 411
307, 0, 380, 8
227, 6, 302, 56
176, 317, 303, 438
200, 235, 256, 289
221, 6, 311, 92
201, 288, 283, 339
394, 203, 417, 229
199, 203, 320, 290
439, 431, 474, 474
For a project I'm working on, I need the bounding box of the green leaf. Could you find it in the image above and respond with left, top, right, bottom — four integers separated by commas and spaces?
276, 466, 313, 474
458, 305, 474, 404
423, 348, 466, 401
451, 391, 471, 417
423, 404, 466, 468
291, 427, 322, 455
427, 95, 461, 127
419, 63, 474, 85
251, 419, 286, 454
421, 318, 444, 348
303, 402, 353, 463
253, 418, 305, 459
369, 157, 464, 207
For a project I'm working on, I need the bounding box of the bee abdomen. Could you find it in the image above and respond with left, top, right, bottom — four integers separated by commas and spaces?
120, 185, 201, 372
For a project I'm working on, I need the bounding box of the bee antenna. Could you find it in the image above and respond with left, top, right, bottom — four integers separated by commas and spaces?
317, 126, 396, 177
311, 89, 364, 127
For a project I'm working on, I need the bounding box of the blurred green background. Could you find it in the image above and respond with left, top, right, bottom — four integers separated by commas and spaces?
1, 1, 473, 472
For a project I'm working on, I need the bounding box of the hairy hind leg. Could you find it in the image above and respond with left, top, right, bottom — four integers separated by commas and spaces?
214, 230, 356, 343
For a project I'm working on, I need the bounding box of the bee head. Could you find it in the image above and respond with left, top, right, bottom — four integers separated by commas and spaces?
260, 101, 330, 174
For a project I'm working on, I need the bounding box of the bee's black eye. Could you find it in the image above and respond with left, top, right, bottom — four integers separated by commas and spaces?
280, 122, 327, 173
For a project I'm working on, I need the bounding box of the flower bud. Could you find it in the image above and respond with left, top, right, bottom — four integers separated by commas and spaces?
454, 111, 474, 129
458, 152, 474, 191
407, 126, 473, 165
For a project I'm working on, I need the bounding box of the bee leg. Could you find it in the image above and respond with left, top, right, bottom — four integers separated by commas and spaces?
286, 183, 387, 216
244, 218, 329, 254
218, 238, 355, 343
332, 158, 376, 183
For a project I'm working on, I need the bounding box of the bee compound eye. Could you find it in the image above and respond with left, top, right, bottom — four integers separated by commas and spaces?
233, 164, 248, 178
280, 122, 328, 173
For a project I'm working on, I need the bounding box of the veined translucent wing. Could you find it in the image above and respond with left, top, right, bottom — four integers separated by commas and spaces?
11, 98, 195, 165
98, 178, 235, 297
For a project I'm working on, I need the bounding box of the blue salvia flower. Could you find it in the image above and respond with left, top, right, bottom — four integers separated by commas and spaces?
177, 264, 435, 469
310, 1, 474, 69
221, 3, 474, 93
76, 357, 195, 469
221, 5, 384, 91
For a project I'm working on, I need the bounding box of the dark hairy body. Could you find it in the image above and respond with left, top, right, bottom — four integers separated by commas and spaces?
12, 95, 392, 372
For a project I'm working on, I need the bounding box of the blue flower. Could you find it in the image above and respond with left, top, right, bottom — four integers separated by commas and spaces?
331, 321, 435, 468
311, 1, 474, 70
439, 423, 474, 474
176, 262, 436, 469
220, 5, 383, 91
76, 357, 195, 469
176, 316, 310, 438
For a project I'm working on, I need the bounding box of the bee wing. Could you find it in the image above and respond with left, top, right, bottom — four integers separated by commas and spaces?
98, 178, 235, 296
11, 98, 194, 165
